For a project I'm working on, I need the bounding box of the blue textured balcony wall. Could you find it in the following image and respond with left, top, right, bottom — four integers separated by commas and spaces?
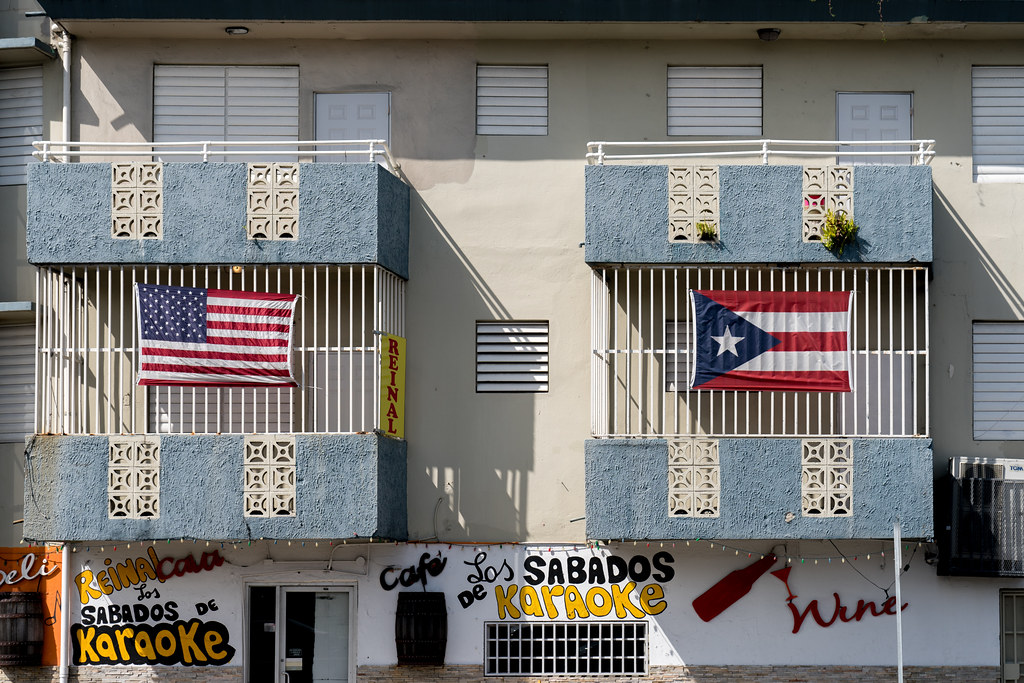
21, 434, 407, 542
584, 164, 932, 265
584, 438, 933, 540
26, 162, 410, 279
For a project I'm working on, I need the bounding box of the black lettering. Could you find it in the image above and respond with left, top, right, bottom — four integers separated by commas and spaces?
81, 605, 95, 626
607, 556, 629, 583
567, 556, 586, 584
546, 559, 565, 585
108, 604, 121, 624
150, 604, 164, 621
652, 551, 675, 583
523, 556, 545, 586
588, 557, 607, 584
163, 601, 178, 621
628, 556, 651, 583
132, 604, 149, 622
379, 568, 399, 591
398, 566, 418, 587
95, 607, 109, 626
118, 604, 134, 624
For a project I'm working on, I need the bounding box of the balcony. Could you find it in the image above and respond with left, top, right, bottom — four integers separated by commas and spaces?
584, 139, 934, 265
584, 142, 934, 541
21, 141, 410, 543
26, 140, 409, 278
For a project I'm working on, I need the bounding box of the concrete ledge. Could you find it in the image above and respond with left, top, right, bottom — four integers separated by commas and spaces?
22, 433, 407, 542
585, 437, 933, 540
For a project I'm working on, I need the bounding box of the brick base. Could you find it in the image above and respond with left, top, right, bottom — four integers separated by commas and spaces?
357, 665, 1000, 683
0, 665, 1001, 683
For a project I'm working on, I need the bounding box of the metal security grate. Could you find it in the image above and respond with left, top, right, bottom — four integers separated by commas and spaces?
592, 265, 929, 438
476, 65, 548, 136
484, 622, 647, 676
476, 322, 549, 393
945, 477, 1024, 577
36, 264, 404, 435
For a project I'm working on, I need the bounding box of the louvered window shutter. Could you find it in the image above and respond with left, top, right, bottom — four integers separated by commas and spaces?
476, 322, 549, 392
0, 66, 42, 186
0, 325, 35, 442
154, 65, 299, 159
974, 322, 1024, 439
476, 65, 548, 136
973, 66, 1024, 183
667, 66, 762, 137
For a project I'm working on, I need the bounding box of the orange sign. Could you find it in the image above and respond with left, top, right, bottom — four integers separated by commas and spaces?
0, 546, 63, 665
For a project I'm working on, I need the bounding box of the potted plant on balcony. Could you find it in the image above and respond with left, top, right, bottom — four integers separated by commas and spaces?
821, 209, 858, 256
696, 221, 718, 242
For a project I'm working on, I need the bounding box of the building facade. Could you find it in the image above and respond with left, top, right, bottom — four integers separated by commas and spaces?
2, 1, 1024, 681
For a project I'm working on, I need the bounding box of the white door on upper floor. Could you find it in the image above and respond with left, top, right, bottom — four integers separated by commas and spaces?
836, 92, 912, 165
315, 92, 390, 163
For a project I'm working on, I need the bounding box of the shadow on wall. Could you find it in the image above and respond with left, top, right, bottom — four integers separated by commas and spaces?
406, 191, 534, 542
929, 185, 1024, 472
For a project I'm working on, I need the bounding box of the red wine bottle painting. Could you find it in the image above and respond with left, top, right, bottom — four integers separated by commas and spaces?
692, 554, 910, 632
692, 553, 777, 622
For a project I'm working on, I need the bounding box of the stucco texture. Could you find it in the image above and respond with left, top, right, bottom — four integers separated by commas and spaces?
585, 165, 932, 264
21, 433, 407, 542
584, 438, 933, 540
26, 162, 409, 278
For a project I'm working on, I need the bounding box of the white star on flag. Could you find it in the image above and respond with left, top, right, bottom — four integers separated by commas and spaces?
711, 325, 744, 356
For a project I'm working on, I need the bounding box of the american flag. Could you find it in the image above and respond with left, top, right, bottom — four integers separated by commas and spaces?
135, 283, 298, 387
690, 290, 853, 392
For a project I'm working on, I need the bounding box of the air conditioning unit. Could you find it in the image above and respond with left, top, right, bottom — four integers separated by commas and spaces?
941, 457, 1024, 577
951, 456, 1024, 481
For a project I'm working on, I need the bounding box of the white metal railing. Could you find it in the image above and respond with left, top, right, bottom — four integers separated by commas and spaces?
36, 264, 405, 436
591, 264, 929, 439
586, 139, 936, 166
32, 139, 400, 174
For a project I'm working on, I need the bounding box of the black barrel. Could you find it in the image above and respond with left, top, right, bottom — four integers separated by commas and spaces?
0, 592, 44, 666
395, 592, 447, 665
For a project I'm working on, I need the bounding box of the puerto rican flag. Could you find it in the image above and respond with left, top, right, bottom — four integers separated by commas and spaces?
135, 283, 298, 387
689, 290, 853, 392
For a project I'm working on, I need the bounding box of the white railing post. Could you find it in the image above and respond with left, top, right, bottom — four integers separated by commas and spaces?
597, 143, 605, 166
201, 141, 210, 163
761, 140, 769, 165
917, 141, 926, 166
368, 140, 376, 163
41, 141, 50, 162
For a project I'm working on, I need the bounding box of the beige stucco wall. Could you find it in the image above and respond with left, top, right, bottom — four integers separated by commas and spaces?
58, 34, 1024, 542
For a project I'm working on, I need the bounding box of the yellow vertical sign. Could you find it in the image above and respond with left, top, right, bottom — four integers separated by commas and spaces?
380, 334, 406, 439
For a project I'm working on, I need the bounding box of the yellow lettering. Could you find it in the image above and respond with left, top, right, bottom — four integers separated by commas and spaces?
95, 633, 118, 662
177, 622, 206, 664
611, 582, 645, 619
494, 584, 522, 619
115, 560, 140, 589
155, 629, 176, 657
134, 557, 158, 583
134, 631, 156, 661
519, 586, 544, 618
564, 586, 590, 620
114, 627, 134, 660
640, 584, 667, 615
204, 631, 229, 661
540, 585, 563, 620
97, 572, 113, 595
75, 570, 102, 604
585, 586, 613, 617
75, 627, 100, 663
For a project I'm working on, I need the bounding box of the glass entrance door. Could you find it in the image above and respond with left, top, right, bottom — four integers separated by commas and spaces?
248, 586, 352, 683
